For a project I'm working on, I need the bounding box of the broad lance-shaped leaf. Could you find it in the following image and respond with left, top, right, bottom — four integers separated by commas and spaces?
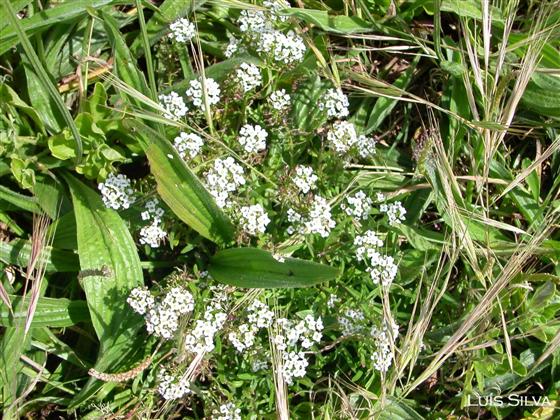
64, 174, 147, 406
208, 248, 340, 288
142, 126, 234, 244
0, 295, 89, 328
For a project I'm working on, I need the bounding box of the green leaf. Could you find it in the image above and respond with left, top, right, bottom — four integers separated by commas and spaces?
64, 173, 147, 406
284, 8, 374, 34
0, 295, 89, 328
2, 0, 83, 163
0, 0, 117, 55
0, 185, 42, 213
208, 248, 340, 288
139, 123, 234, 244
0, 239, 79, 272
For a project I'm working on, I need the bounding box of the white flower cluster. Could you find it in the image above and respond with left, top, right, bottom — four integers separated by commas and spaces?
127, 287, 155, 315
139, 222, 167, 248
205, 157, 246, 208
326, 120, 376, 159
159, 91, 188, 120
354, 230, 383, 261
319, 88, 349, 119
292, 165, 318, 194
240, 204, 270, 235
185, 78, 221, 110
379, 201, 407, 226
184, 290, 228, 355
157, 369, 191, 400
238, 124, 268, 153
238, 10, 270, 33
168, 18, 196, 43
252, 357, 268, 372
366, 253, 398, 287
287, 196, 335, 238
326, 121, 358, 154
139, 198, 166, 248
228, 299, 274, 352
263, 0, 290, 21
371, 319, 399, 373
174, 132, 204, 159
225, 35, 240, 58
338, 308, 366, 336
274, 315, 323, 384
268, 89, 291, 111
273, 315, 323, 385
99, 173, 135, 210
341, 190, 373, 220
257, 30, 306, 65
327, 293, 340, 309
235, 62, 262, 92
128, 286, 194, 340
212, 402, 241, 420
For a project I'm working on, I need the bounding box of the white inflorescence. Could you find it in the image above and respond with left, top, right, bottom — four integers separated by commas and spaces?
319, 88, 349, 119
326, 121, 358, 154
204, 157, 246, 208
257, 30, 306, 65
338, 308, 366, 336
185, 78, 221, 110
380, 201, 407, 226
159, 91, 188, 120
128, 286, 194, 340
238, 10, 270, 33
228, 299, 274, 352
141, 198, 165, 222
327, 293, 340, 309
168, 18, 196, 43
174, 132, 204, 159
184, 288, 228, 355
366, 253, 398, 287
354, 230, 384, 261
273, 315, 323, 384
240, 204, 270, 235
303, 196, 336, 238
127, 287, 155, 315
238, 124, 268, 153
235, 62, 262, 92
292, 165, 318, 194
212, 402, 241, 420
356, 134, 377, 158
157, 370, 191, 400
139, 221, 167, 248
263, 0, 290, 22
341, 190, 373, 220
225, 35, 240, 58
370, 319, 399, 373
98, 173, 135, 210
268, 89, 291, 111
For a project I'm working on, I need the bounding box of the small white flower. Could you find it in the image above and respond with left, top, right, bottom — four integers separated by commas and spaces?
281, 351, 308, 385
157, 370, 191, 400
240, 204, 270, 235
225, 35, 240, 58
212, 402, 241, 420
145, 305, 179, 339
327, 294, 340, 309
161, 286, 194, 315
139, 220, 167, 248
159, 91, 188, 120
341, 190, 373, 220
257, 30, 306, 65
127, 287, 155, 315
168, 18, 196, 43
292, 165, 318, 194
303, 196, 336, 238
174, 132, 204, 159
238, 124, 268, 153
185, 77, 221, 110
366, 252, 398, 287
269, 89, 291, 111
264, 0, 291, 22
238, 9, 270, 33
98, 173, 135, 210
379, 201, 407, 226
338, 308, 366, 336
142, 198, 164, 222
354, 230, 384, 261
326, 121, 358, 154
319, 88, 349, 119
235, 62, 262, 92
357, 134, 376, 158
204, 157, 246, 208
